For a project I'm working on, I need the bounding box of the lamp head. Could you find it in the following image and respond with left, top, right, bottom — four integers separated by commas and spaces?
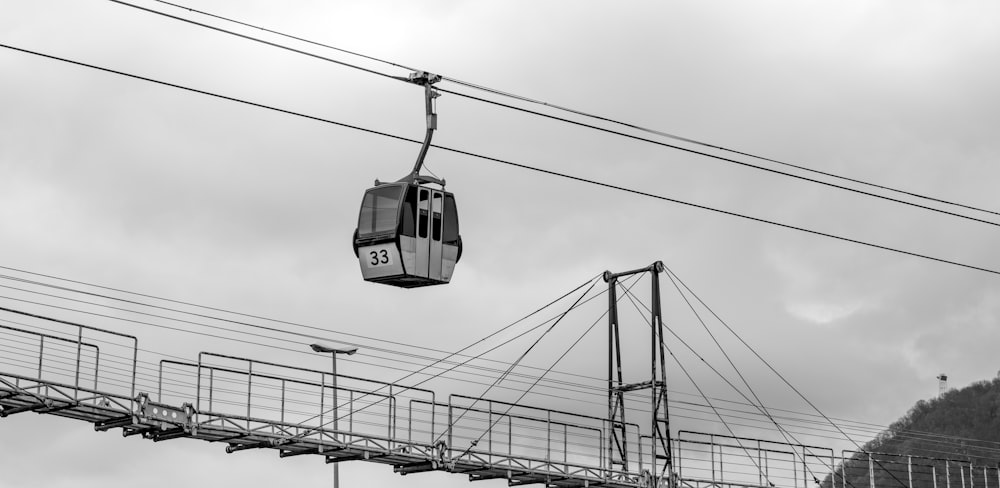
310, 343, 358, 355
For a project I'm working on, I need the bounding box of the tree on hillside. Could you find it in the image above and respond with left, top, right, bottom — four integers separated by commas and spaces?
822, 378, 1000, 488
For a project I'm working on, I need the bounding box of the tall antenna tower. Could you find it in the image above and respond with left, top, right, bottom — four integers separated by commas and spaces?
936, 373, 948, 397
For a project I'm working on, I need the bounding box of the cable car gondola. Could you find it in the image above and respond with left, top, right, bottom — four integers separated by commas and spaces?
353, 72, 462, 288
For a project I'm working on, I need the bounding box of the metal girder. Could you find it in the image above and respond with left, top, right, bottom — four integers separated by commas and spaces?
362, 451, 391, 461
509, 473, 567, 487
278, 448, 316, 458
1, 302, 670, 488
148, 427, 187, 442
227, 437, 292, 454
94, 415, 134, 431
122, 426, 155, 438
395, 461, 438, 475
226, 441, 269, 454
468, 469, 511, 482
39, 402, 81, 415
0, 399, 53, 417
326, 453, 364, 464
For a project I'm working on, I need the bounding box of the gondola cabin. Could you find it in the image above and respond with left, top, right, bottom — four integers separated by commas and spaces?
354, 181, 461, 288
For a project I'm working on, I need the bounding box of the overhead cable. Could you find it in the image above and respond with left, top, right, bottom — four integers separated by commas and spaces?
131, 0, 1000, 221
662, 265, 910, 487
4, 284, 997, 456
2, 43, 996, 277
5, 265, 974, 449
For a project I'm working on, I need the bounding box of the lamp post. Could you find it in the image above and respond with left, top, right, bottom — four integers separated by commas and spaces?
310, 343, 358, 488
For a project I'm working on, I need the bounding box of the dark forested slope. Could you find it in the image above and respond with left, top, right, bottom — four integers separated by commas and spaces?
824, 378, 1000, 488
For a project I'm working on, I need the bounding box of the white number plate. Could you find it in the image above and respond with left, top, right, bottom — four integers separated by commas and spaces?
365, 245, 394, 268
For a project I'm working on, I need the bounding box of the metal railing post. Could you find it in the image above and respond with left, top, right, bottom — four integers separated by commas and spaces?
158, 361, 164, 402
319, 371, 325, 451
869, 453, 876, 488
93, 346, 100, 393
37, 336, 45, 378
246, 361, 253, 432
280, 379, 286, 425
388, 394, 395, 442
447, 400, 453, 460
74, 326, 83, 400
195, 354, 203, 414
564, 423, 569, 474
547, 410, 552, 467
842, 453, 847, 488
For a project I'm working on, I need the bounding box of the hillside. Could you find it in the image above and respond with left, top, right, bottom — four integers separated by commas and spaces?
824, 378, 1000, 488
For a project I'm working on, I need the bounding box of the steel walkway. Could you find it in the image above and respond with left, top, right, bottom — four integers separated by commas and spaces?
2, 307, 994, 488
0, 310, 648, 487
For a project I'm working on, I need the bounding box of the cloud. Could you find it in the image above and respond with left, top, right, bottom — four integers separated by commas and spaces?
3, 1, 1000, 487
786, 299, 865, 325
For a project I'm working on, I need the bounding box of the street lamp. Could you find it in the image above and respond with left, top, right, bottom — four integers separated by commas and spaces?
309, 343, 358, 488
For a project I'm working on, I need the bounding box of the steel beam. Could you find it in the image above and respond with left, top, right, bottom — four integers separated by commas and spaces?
0, 400, 53, 417
395, 461, 438, 475
279, 448, 316, 458
94, 415, 134, 431
468, 469, 511, 482
326, 453, 364, 464
149, 427, 187, 442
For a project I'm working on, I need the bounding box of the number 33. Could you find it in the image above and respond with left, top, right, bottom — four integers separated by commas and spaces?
369, 249, 389, 265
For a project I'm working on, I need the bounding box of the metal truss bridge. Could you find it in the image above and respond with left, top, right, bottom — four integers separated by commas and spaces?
1, 304, 996, 488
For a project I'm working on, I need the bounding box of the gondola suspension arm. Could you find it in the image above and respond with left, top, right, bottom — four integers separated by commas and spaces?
398, 71, 444, 186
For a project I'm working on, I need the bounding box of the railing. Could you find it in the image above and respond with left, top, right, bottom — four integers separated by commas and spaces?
676, 431, 837, 488
0, 310, 137, 417
0, 308, 651, 487
155, 351, 438, 454
440, 394, 640, 481
838, 450, 1000, 488
8, 306, 999, 488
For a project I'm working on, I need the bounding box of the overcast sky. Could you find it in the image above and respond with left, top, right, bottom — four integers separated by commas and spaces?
3, 1, 1000, 487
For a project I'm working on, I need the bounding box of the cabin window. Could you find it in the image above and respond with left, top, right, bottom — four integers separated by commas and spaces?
418, 189, 429, 239
431, 194, 443, 241
358, 185, 402, 235
442, 194, 460, 245
400, 186, 416, 237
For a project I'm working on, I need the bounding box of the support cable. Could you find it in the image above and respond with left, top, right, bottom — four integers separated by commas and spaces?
8, 311, 978, 457
2, 287, 997, 460
0, 265, 609, 390
2, 43, 998, 277
267, 275, 605, 442
436, 277, 600, 447
0, 289, 611, 405
0, 275, 602, 394
662, 265, 911, 488
147, 0, 421, 74
451, 280, 634, 461
0, 269, 667, 410
624, 279, 850, 488
617, 287, 776, 487
0, 272, 606, 387
438, 87, 1000, 229
4, 265, 996, 453
5, 326, 982, 459
109, 0, 401, 82
663, 272, 837, 485
137, 0, 1000, 220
